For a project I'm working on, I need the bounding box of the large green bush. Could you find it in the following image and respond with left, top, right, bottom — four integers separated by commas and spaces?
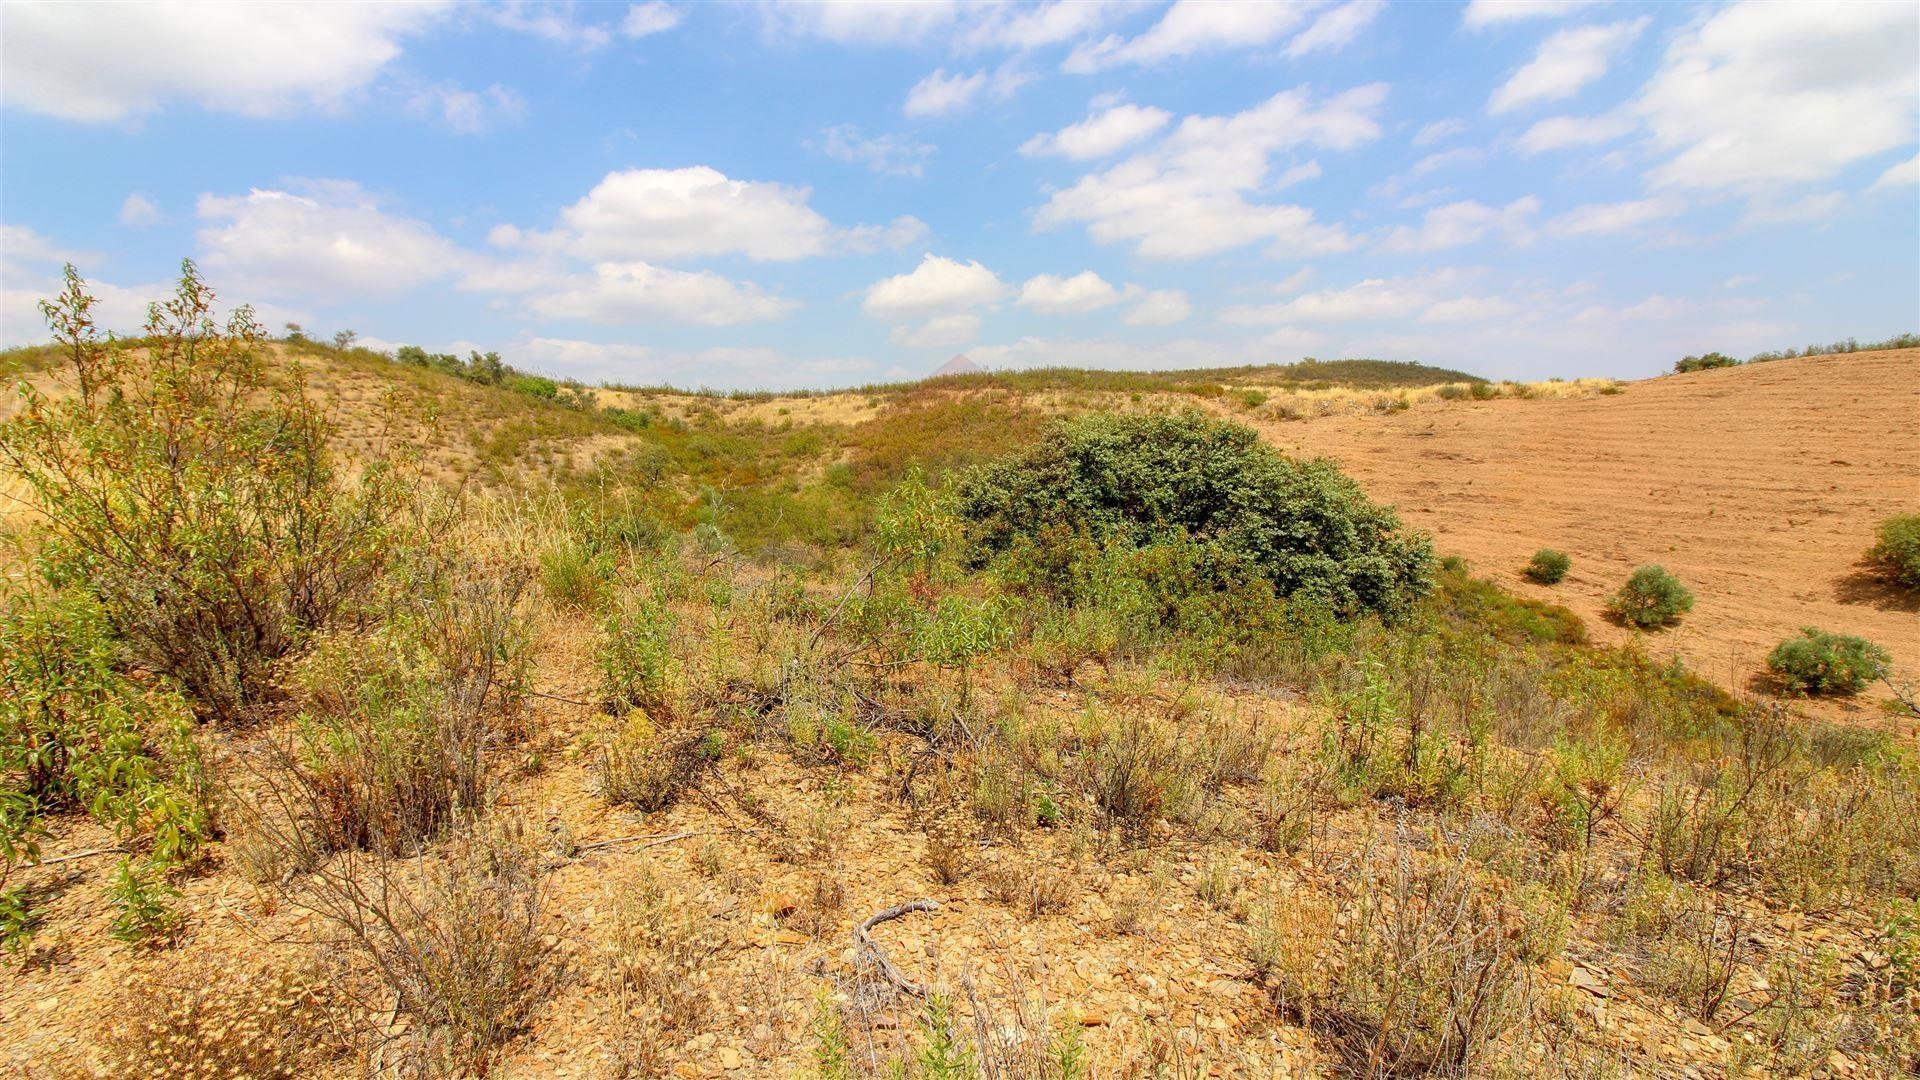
956, 411, 1434, 619
1673, 352, 1739, 373
0, 264, 401, 723
1608, 565, 1694, 628
1868, 513, 1920, 590
1767, 629, 1891, 696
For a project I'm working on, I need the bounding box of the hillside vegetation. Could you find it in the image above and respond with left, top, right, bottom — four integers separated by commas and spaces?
2, 267, 1916, 1079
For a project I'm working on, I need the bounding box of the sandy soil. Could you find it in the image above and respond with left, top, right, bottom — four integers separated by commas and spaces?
1252, 348, 1920, 721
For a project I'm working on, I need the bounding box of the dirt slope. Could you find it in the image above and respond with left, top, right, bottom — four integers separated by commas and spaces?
1255, 348, 1920, 719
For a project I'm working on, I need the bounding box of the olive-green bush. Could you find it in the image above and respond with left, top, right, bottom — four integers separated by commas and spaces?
1609, 565, 1694, 629
1524, 548, 1571, 585
1767, 629, 1891, 696
1868, 513, 1920, 590
957, 411, 1433, 620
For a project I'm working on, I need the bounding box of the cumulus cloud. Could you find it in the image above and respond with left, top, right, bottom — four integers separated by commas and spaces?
516, 336, 869, 388
1378, 196, 1539, 252
622, 2, 682, 38
119, 193, 162, 228
1019, 102, 1171, 160
195, 181, 466, 299
903, 63, 1028, 117
1287, 0, 1385, 58
1490, 19, 1646, 114
1513, 110, 1635, 154
1124, 289, 1191, 326
405, 82, 526, 135
1065, 0, 1307, 72
1547, 197, 1682, 236
862, 254, 1007, 320
1017, 271, 1123, 315
0, 1, 447, 122
1462, 1, 1595, 32
820, 125, 936, 177
956, 1, 1130, 51
1636, 2, 1919, 191
1871, 154, 1920, 191
528, 166, 835, 262
527, 261, 797, 326
890, 313, 980, 348
1034, 84, 1384, 259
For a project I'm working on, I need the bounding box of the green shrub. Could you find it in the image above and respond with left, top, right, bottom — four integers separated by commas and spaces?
1523, 548, 1571, 585
1674, 352, 1739, 373
1767, 629, 1891, 696
0, 263, 400, 722
1868, 513, 1920, 590
957, 411, 1433, 620
1609, 565, 1694, 628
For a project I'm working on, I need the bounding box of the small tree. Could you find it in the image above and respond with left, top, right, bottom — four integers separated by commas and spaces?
331, 328, 358, 350
1608, 565, 1694, 629
0, 263, 401, 722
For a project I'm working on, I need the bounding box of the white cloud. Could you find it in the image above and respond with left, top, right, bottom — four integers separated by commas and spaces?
1490, 19, 1646, 114
1514, 110, 1635, 154
0, 1, 447, 122
820, 125, 936, 177
1034, 84, 1384, 259
528, 261, 797, 326
1020, 103, 1172, 160
536, 166, 835, 262
757, 0, 960, 46
1637, 2, 1920, 191
903, 63, 1027, 117
1742, 191, 1848, 227
1419, 295, 1519, 323
863, 254, 1007, 320
1124, 289, 1191, 326
485, 1, 618, 50
1547, 196, 1682, 236
1871, 154, 1920, 191
1287, 0, 1385, 58
195, 181, 465, 299
1413, 118, 1467, 146
890, 313, 980, 349
1378, 196, 1539, 252
405, 82, 527, 135
1724, 274, 1757, 289
1221, 276, 1438, 324
622, 2, 682, 37
1462, 1, 1595, 32
1017, 271, 1123, 315
517, 336, 869, 389
839, 215, 933, 253
119, 193, 162, 228
1065, 0, 1307, 72
957, 1, 1130, 51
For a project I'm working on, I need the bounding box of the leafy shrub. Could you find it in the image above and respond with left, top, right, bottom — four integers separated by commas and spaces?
1523, 548, 1571, 585
0, 264, 399, 722
1767, 629, 1891, 696
1, 591, 210, 945
958, 411, 1434, 619
1674, 352, 1739, 373
1609, 565, 1694, 628
596, 592, 673, 713
1868, 513, 1920, 590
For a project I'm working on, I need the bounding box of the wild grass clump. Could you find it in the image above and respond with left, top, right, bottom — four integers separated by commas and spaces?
960, 410, 1434, 620
1522, 548, 1571, 585
1867, 512, 1920, 590
1767, 628, 1891, 696
1260, 844, 1535, 1076
94, 956, 341, 1079
1608, 565, 1693, 629
0, 263, 402, 723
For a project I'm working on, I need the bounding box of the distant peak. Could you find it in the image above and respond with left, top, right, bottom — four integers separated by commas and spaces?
930, 353, 982, 378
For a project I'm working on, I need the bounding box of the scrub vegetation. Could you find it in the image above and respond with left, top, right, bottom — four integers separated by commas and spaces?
3, 267, 1915, 1078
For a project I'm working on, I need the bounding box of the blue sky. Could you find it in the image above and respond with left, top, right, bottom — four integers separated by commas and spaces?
2, 1, 1915, 389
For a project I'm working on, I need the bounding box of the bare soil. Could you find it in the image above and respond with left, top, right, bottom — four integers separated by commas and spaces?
1249, 349, 1920, 721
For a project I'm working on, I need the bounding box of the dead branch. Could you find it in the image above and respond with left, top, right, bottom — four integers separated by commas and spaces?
570, 830, 708, 856
854, 898, 940, 998
23, 845, 127, 869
